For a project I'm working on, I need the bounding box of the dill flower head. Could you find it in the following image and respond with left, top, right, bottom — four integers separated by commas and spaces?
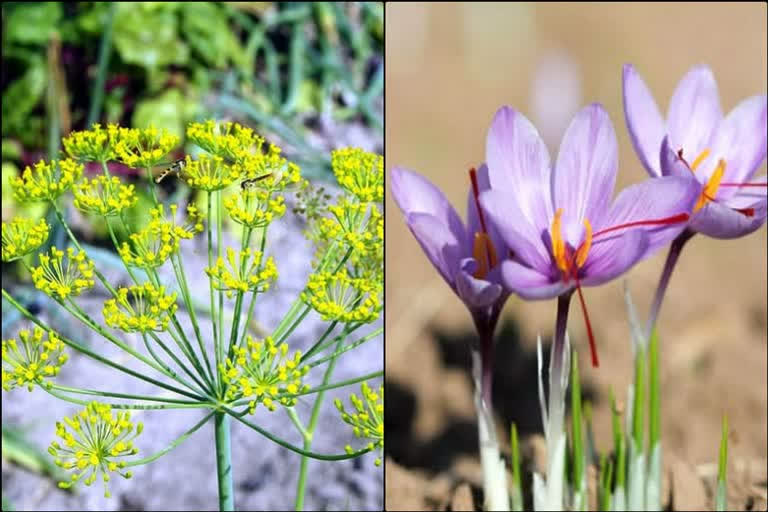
186, 120, 264, 164
62, 123, 119, 162
32, 247, 95, 300
181, 154, 243, 191
103, 282, 178, 333
73, 175, 137, 217
118, 204, 203, 268
113, 126, 179, 168
224, 187, 287, 229
302, 268, 382, 324
2, 327, 68, 392
221, 335, 309, 412
317, 199, 383, 265
335, 382, 384, 466
238, 144, 302, 189
205, 247, 278, 298
1, 217, 49, 262
49, 402, 142, 497
12, 159, 83, 202
332, 148, 383, 203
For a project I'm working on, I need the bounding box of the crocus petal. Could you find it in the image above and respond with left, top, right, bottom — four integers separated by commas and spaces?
689, 198, 768, 239
623, 64, 666, 177
466, 163, 507, 256
391, 166, 467, 251
723, 175, 768, 206
455, 258, 504, 308
485, 106, 554, 232
480, 189, 552, 274
598, 176, 699, 258
404, 212, 464, 289
580, 230, 649, 287
553, 103, 618, 241
660, 136, 697, 179
500, 260, 568, 300
709, 95, 767, 187
666, 65, 722, 158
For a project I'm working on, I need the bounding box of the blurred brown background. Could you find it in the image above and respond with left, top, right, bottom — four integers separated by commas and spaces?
385, 3, 766, 509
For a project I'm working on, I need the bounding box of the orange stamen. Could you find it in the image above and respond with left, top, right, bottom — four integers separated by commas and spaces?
472, 232, 498, 279
551, 209, 568, 276
690, 149, 711, 171
694, 159, 725, 212
575, 219, 592, 268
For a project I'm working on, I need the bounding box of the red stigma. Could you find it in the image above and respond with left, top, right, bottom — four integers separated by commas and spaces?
734, 207, 755, 217
575, 281, 599, 368
719, 182, 768, 188
469, 168, 489, 234
592, 213, 690, 239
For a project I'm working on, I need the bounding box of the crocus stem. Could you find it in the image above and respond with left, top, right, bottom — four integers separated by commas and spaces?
214, 412, 235, 511
646, 229, 695, 336
552, 292, 572, 382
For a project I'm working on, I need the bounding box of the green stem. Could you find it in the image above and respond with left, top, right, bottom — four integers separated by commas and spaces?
306, 327, 379, 367
126, 412, 215, 467
50, 384, 204, 405
45, 387, 205, 410
217, 190, 224, 368
214, 412, 235, 511
86, 3, 116, 126
207, 192, 220, 390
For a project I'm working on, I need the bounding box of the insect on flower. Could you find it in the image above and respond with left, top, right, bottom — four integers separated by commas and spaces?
240, 173, 273, 190
154, 158, 187, 183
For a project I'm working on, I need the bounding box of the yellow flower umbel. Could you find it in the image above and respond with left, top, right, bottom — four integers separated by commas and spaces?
73, 175, 137, 217
49, 402, 142, 497
224, 187, 287, 229
335, 382, 384, 466
332, 148, 383, 203
187, 120, 264, 164
118, 204, 203, 268
2, 327, 68, 392
32, 247, 95, 300
205, 247, 278, 298
302, 269, 382, 324
181, 154, 242, 191
62, 123, 119, 162
103, 282, 178, 333
113, 126, 179, 168
1, 217, 49, 262
12, 159, 83, 202
221, 335, 309, 413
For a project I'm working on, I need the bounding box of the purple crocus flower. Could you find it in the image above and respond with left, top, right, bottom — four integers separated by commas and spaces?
480, 104, 700, 366
623, 64, 767, 239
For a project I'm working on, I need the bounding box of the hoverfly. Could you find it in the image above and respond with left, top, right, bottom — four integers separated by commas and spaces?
240, 173, 273, 190
154, 158, 187, 184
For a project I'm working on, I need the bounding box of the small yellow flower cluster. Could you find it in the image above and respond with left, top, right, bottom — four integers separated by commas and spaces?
205, 247, 278, 298
114, 126, 179, 168
31, 247, 95, 300
332, 148, 383, 203
12, 159, 84, 202
49, 402, 142, 497
62, 123, 120, 162
103, 282, 178, 333
118, 204, 203, 268
73, 175, 137, 217
221, 335, 309, 413
181, 154, 243, 191
1, 217, 49, 262
319, 199, 382, 256
335, 382, 384, 466
187, 120, 263, 164
302, 269, 382, 324
2, 327, 68, 392
224, 188, 287, 228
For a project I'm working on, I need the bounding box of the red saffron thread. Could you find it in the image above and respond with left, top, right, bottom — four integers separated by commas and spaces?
592, 213, 690, 239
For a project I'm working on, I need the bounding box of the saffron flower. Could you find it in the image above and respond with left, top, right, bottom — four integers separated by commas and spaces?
623, 64, 767, 239
480, 104, 699, 366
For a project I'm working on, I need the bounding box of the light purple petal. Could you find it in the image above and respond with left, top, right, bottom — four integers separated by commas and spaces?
580, 230, 649, 287
390, 166, 467, 251
623, 64, 666, 177
709, 95, 767, 188
553, 103, 618, 240
690, 198, 767, 239
660, 136, 700, 180
404, 212, 464, 289
480, 189, 552, 274
466, 163, 508, 257
722, 175, 767, 206
455, 258, 504, 308
485, 106, 554, 232
598, 176, 699, 258
667, 65, 722, 158
500, 260, 568, 300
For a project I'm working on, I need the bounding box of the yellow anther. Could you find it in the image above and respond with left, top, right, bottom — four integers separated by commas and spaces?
691, 149, 711, 172
575, 219, 592, 268
694, 158, 726, 212
551, 209, 568, 274
472, 232, 498, 279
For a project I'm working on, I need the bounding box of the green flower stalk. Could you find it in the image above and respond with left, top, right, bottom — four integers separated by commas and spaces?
2, 327, 68, 391
335, 382, 384, 466
49, 402, 142, 497
1, 217, 49, 262
31, 247, 96, 300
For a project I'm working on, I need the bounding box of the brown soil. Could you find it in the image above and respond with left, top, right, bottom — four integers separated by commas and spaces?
384, 3, 767, 511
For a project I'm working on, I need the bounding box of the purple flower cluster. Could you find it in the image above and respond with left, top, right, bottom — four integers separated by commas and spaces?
392, 64, 766, 367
